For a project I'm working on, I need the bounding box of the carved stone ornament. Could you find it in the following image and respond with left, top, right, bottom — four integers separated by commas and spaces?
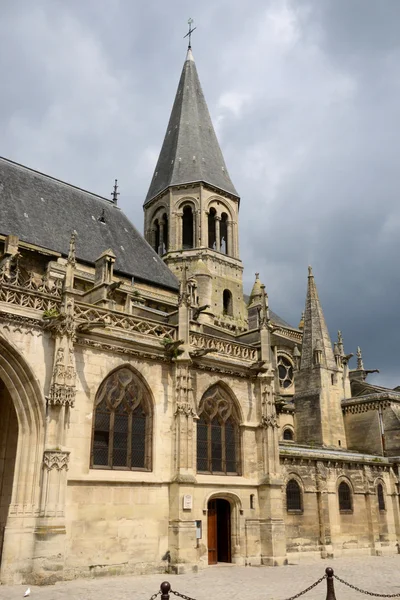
48, 383, 76, 407
175, 402, 197, 418
261, 414, 278, 428
43, 450, 70, 471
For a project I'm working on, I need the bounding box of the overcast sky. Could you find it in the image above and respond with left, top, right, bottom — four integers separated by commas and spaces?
1, 0, 399, 387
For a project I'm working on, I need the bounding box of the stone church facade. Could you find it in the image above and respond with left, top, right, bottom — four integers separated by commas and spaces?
1, 47, 400, 585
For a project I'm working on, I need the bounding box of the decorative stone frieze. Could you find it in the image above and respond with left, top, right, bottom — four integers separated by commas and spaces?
43, 450, 70, 471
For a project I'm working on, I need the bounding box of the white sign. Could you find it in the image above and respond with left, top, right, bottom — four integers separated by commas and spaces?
183, 494, 193, 510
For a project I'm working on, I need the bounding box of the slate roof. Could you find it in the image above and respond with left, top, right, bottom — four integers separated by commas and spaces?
0, 157, 179, 291
145, 49, 239, 205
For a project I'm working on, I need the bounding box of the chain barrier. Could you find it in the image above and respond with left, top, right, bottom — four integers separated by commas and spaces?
334, 574, 400, 598
170, 590, 197, 600
148, 587, 196, 600
281, 575, 327, 600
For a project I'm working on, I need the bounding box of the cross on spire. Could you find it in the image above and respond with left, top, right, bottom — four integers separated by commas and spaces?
184, 18, 196, 49
111, 179, 119, 204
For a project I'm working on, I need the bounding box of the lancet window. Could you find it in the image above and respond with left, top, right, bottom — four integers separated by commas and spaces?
162, 212, 169, 253
338, 481, 352, 512
153, 219, 160, 254
91, 367, 152, 471
208, 207, 217, 250
220, 213, 228, 254
286, 479, 302, 512
377, 483, 385, 511
182, 205, 194, 249
196, 385, 240, 475
223, 289, 233, 316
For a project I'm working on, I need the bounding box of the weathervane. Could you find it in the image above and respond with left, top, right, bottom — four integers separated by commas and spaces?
184, 18, 196, 49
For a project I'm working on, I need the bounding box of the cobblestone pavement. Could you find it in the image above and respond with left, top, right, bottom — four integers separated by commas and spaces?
2, 555, 400, 600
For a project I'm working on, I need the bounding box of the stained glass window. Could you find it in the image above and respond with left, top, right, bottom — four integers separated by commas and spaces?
196, 385, 240, 474
91, 368, 151, 470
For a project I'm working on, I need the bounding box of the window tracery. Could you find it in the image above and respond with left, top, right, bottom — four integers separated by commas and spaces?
91, 367, 152, 471
196, 385, 240, 475
277, 355, 294, 389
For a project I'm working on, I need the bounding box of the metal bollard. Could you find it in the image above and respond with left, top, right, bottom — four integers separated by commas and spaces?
160, 581, 171, 600
325, 568, 336, 600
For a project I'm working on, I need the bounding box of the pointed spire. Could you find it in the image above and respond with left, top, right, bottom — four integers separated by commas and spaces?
300, 266, 336, 370
356, 346, 364, 370
248, 272, 263, 306
145, 48, 238, 205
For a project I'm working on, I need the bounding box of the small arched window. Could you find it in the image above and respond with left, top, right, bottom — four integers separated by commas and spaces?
208, 207, 217, 250
377, 483, 385, 511
91, 367, 152, 471
196, 385, 240, 475
283, 428, 294, 441
182, 205, 194, 249
223, 289, 233, 316
338, 481, 352, 512
153, 219, 160, 254
220, 213, 228, 254
162, 212, 169, 253
286, 479, 302, 512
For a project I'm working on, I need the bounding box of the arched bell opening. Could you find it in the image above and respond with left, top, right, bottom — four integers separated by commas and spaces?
182, 206, 194, 250
220, 213, 228, 254
208, 208, 217, 250
162, 212, 169, 254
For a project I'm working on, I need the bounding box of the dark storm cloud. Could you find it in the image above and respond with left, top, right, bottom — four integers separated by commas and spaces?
1, 1, 399, 387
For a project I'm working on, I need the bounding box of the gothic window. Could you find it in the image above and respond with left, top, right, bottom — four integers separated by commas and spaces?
278, 355, 294, 389
220, 213, 228, 254
153, 219, 160, 254
182, 205, 194, 249
283, 428, 294, 441
286, 479, 302, 512
162, 212, 169, 253
91, 367, 152, 471
208, 207, 216, 250
223, 289, 233, 316
338, 481, 352, 512
377, 483, 385, 511
196, 385, 240, 475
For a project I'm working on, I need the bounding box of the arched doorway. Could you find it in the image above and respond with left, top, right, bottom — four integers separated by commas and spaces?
0, 379, 18, 565
207, 498, 231, 564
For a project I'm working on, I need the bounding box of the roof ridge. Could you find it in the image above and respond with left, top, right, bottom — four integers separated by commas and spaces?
0, 156, 117, 206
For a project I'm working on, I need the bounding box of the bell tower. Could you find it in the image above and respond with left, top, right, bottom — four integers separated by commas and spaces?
143, 46, 246, 329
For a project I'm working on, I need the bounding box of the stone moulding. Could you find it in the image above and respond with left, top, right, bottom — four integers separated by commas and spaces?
190, 331, 257, 362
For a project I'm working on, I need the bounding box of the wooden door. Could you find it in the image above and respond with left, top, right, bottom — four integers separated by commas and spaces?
207, 500, 217, 564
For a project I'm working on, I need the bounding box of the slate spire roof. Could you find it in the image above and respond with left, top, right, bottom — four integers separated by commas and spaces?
144, 48, 239, 205
300, 267, 336, 370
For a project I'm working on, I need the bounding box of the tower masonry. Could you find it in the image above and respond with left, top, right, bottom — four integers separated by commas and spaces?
143, 49, 246, 331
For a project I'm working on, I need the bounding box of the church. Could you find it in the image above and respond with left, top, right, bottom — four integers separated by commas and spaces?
1, 44, 400, 585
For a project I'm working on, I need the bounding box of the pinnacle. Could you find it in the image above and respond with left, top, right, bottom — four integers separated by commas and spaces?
300, 268, 336, 370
